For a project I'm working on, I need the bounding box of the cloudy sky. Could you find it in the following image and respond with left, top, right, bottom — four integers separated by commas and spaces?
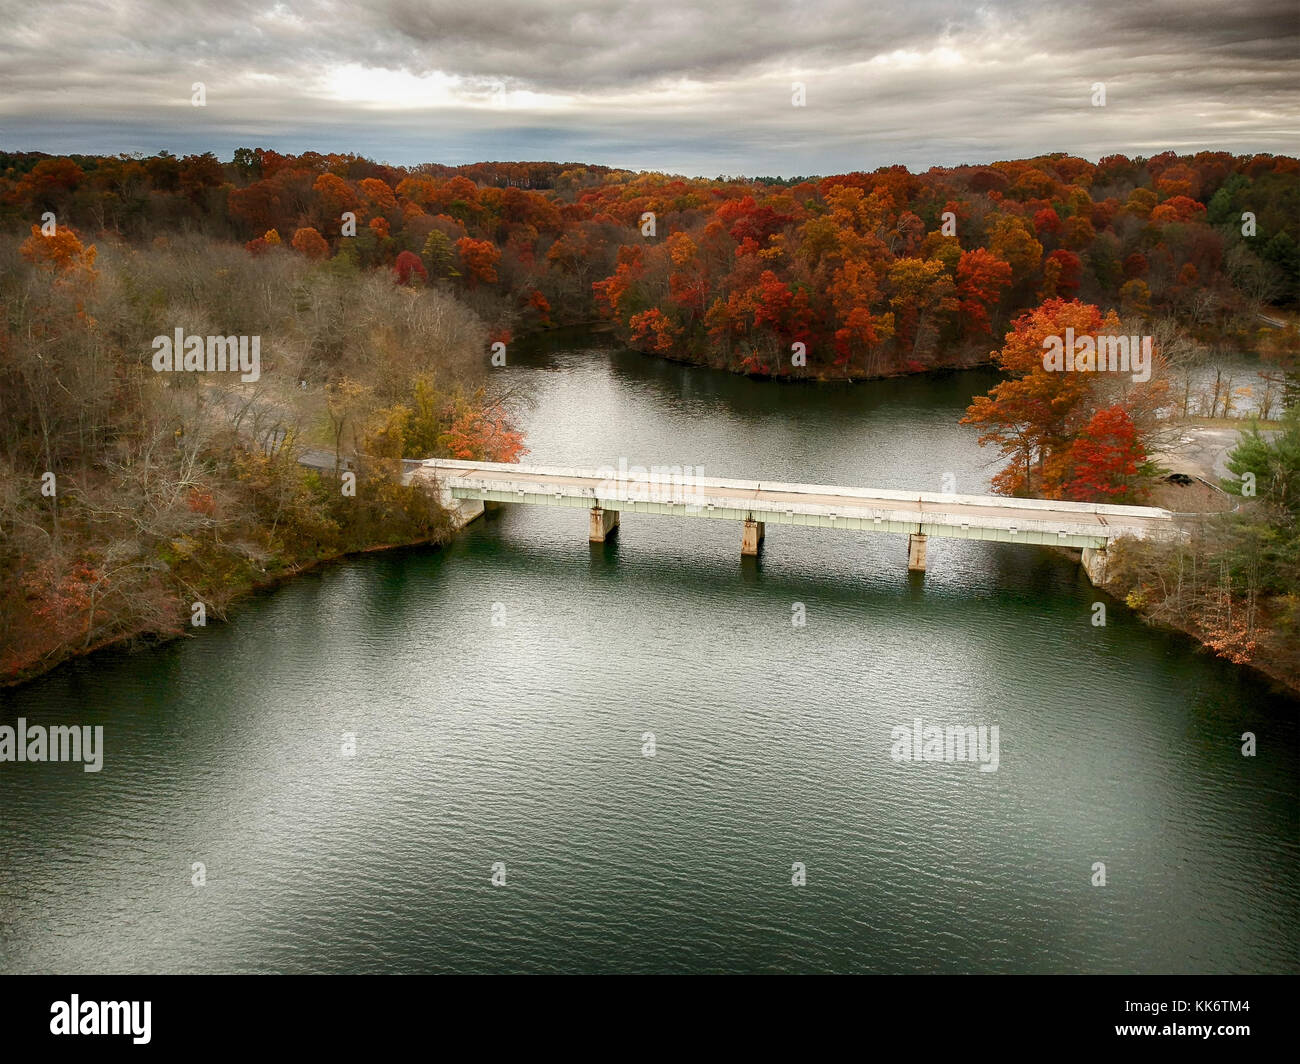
1, 0, 1296, 176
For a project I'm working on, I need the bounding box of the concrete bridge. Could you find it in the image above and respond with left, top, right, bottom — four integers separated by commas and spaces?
417, 459, 1177, 584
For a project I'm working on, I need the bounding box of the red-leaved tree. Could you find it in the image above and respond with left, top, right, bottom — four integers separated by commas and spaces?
394, 250, 427, 286
1064, 405, 1145, 501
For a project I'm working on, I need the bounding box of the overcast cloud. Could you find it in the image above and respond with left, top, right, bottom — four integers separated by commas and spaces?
0, 0, 1296, 174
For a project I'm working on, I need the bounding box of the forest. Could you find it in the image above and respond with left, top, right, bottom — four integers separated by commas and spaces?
4, 147, 1296, 372
1, 147, 1297, 687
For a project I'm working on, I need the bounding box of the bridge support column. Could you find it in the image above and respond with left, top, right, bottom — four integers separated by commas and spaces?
1081, 546, 1109, 586
589, 506, 619, 542
742, 518, 765, 555
907, 533, 927, 572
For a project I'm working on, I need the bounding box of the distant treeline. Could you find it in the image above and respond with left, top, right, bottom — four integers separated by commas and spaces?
2, 148, 1297, 378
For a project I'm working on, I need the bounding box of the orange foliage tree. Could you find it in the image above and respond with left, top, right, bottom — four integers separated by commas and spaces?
438, 396, 527, 462
962, 298, 1142, 498
291, 227, 330, 260
628, 308, 680, 352
455, 237, 500, 285
20, 224, 97, 275
956, 248, 1012, 335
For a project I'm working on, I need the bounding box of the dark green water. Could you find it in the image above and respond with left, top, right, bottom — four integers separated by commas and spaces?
2, 335, 1296, 973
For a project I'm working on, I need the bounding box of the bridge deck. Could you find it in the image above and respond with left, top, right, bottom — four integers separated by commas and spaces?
419, 460, 1174, 549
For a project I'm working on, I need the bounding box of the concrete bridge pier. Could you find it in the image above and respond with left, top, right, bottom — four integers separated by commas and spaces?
1081, 546, 1109, 586
742, 518, 765, 555
589, 506, 620, 542
907, 533, 927, 572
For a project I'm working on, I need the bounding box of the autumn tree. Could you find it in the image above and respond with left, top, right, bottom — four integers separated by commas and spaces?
963, 299, 1141, 497
456, 237, 500, 285
438, 391, 527, 462
14, 158, 85, 211
592, 246, 645, 320
988, 215, 1044, 288
627, 308, 679, 353
887, 257, 957, 362
1063, 405, 1145, 501
313, 172, 360, 227
291, 227, 330, 260
19, 225, 97, 275
827, 257, 890, 374
1040, 249, 1083, 300
358, 177, 397, 212
394, 250, 427, 286
1120, 278, 1152, 317
955, 248, 1012, 336
178, 153, 225, 204
421, 231, 458, 279
325, 377, 369, 474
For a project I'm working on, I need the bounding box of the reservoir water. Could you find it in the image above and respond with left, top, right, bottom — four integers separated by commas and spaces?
2, 334, 1296, 973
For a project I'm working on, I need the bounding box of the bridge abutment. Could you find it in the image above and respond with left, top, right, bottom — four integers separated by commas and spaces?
742, 518, 765, 555
589, 506, 620, 542
1081, 546, 1109, 586
907, 533, 927, 572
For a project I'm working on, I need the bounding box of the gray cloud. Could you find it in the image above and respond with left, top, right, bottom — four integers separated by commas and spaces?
0, 0, 1295, 175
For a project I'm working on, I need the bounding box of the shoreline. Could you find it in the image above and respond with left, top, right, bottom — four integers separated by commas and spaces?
1067, 550, 1300, 701
10, 501, 1296, 701
1, 528, 453, 692
1140, 611, 1300, 701
7, 331, 1291, 698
